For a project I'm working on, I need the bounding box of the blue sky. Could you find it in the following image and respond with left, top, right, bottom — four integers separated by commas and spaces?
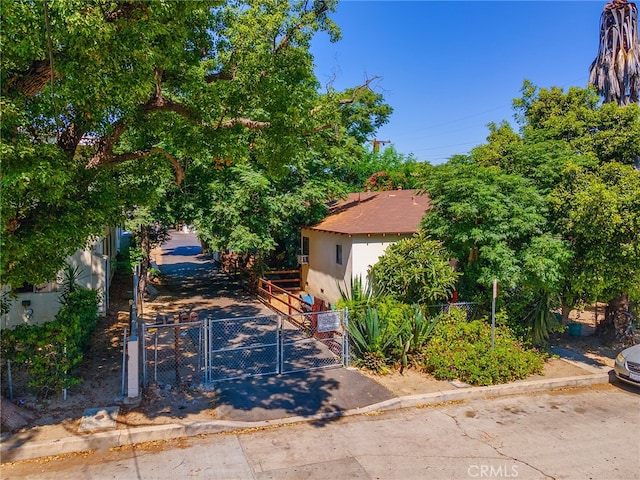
311, 1, 606, 164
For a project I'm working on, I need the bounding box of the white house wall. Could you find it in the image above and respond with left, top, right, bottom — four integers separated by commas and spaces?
351, 233, 411, 290
3, 291, 61, 330
2, 228, 120, 330
302, 230, 412, 306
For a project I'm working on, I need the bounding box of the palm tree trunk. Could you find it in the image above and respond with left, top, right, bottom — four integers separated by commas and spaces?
598, 293, 632, 340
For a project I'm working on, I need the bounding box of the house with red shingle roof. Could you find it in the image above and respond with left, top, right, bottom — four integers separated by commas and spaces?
300, 189, 431, 305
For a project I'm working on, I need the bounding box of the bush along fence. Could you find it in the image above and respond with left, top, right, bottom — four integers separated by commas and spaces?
346, 302, 545, 385
0, 288, 100, 400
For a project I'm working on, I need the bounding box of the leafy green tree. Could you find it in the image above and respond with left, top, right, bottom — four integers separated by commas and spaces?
471, 121, 590, 195
419, 160, 573, 342
2, 0, 394, 286
191, 162, 336, 262
550, 162, 640, 339
513, 81, 640, 166
369, 232, 459, 305
507, 83, 640, 338
420, 162, 551, 293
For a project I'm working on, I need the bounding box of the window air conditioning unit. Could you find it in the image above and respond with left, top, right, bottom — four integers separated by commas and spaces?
297, 254, 309, 265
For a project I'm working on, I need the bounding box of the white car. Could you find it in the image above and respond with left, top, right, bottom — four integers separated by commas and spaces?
614, 344, 640, 387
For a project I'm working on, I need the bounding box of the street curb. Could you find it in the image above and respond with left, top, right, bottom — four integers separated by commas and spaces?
0, 371, 611, 463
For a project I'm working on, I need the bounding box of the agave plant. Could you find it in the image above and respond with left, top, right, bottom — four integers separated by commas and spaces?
59, 264, 85, 303
347, 307, 395, 372
337, 274, 377, 323
523, 291, 563, 346
338, 274, 374, 305
589, 0, 640, 105
396, 305, 439, 372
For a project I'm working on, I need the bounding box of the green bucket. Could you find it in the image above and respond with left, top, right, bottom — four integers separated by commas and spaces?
568, 323, 582, 336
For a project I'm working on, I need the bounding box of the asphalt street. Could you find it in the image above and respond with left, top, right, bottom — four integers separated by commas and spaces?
3, 384, 638, 480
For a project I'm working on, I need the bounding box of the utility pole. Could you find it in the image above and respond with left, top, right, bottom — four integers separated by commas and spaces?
373, 139, 390, 153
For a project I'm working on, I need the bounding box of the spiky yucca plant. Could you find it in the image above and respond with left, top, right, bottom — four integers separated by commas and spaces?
589, 0, 640, 105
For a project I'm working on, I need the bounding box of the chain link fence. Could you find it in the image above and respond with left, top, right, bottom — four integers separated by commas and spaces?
427, 302, 477, 321
282, 310, 348, 374
141, 320, 203, 388
204, 314, 280, 382
140, 310, 348, 387
0, 358, 32, 401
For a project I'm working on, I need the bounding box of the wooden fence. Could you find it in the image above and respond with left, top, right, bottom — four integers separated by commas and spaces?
257, 278, 312, 316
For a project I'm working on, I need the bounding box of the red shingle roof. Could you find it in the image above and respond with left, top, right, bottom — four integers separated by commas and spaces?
308, 189, 431, 235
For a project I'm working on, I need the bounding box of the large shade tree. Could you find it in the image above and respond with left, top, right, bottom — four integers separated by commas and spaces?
419, 160, 571, 344
2, 0, 392, 289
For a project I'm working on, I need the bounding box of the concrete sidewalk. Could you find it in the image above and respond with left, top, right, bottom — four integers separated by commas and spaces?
0, 232, 617, 463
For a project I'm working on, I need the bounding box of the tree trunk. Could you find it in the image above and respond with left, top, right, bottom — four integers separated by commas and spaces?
138, 226, 151, 302
6, 60, 55, 98
598, 294, 631, 341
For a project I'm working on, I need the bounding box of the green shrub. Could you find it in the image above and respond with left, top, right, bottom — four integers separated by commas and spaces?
1, 288, 100, 397
421, 310, 544, 385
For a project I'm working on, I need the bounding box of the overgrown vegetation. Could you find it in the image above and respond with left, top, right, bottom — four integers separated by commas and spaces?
421, 309, 544, 385
345, 301, 545, 383
419, 83, 640, 343
0, 287, 100, 398
342, 261, 545, 382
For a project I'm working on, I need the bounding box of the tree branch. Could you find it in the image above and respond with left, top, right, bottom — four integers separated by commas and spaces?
57, 123, 84, 158
4, 60, 58, 98
5, 1, 148, 98
103, 1, 149, 22
87, 147, 185, 185
220, 118, 271, 129
310, 76, 380, 117
86, 79, 268, 175
274, 1, 328, 54
339, 75, 380, 105
205, 71, 234, 82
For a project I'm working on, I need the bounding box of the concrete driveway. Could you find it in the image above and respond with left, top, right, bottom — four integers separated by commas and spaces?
144, 230, 274, 320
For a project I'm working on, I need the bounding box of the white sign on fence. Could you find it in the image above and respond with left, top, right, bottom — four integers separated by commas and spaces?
317, 311, 341, 332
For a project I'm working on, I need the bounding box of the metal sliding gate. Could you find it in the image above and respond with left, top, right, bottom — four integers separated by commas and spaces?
142, 309, 348, 386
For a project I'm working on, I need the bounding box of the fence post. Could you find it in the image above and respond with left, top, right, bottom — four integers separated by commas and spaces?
7, 359, 13, 401
174, 315, 181, 385
204, 315, 210, 383
343, 308, 350, 368
277, 314, 283, 374
121, 326, 128, 395
127, 323, 140, 398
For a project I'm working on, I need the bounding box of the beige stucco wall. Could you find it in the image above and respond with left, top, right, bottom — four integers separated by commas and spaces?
301, 229, 412, 305
2, 228, 120, 330
351, 233, 411, 290
300, 228, 352, 305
